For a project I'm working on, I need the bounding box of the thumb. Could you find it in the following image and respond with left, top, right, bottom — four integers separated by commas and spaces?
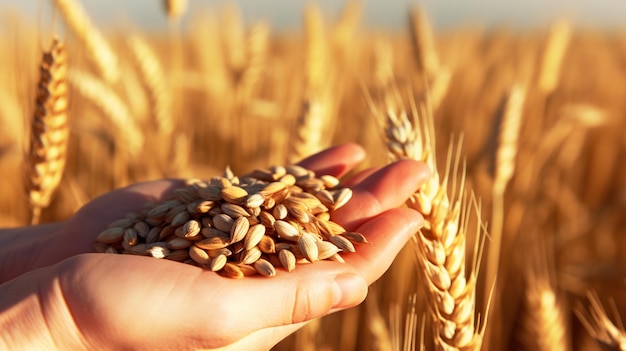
220, 268, 368, 331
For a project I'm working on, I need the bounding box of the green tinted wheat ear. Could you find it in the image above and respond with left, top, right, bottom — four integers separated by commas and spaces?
25, 39, 69, 225
53, 0, 119, 83
382, 96, 486, 350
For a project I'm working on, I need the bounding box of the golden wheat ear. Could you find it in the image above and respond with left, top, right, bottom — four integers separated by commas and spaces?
25, 38, 69, 225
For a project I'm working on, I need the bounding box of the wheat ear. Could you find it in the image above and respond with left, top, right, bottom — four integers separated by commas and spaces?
238, 21, 270, 101
303, 2, 327, 92
576, 292, 626, 350
162, 0, 187, 20
408, 7, 439, 79
383, 93, 486, 350
519, 236, 571, 351
68, 69, 143, 157
127, 34, 173, 136
537, 19, 571, 95
485, 84, 526, 301
25, 38, 69, 225
52, 0, 119, 83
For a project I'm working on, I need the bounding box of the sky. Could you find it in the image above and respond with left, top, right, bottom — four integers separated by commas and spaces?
2, 0, 625, 31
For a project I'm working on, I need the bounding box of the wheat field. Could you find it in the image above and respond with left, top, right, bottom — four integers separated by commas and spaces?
1, 1, 626, 350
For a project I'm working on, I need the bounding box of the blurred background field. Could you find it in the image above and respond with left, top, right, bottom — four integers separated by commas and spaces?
1, 1, 626, 350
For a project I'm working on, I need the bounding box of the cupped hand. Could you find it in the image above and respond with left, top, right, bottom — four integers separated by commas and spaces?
1, 144, 430, 351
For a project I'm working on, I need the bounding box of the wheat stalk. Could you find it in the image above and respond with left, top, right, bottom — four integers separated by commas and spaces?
365, 288, 394, 351
25, 38, 69, 225
388, 294, 420, 351
484, 85, 526, 304
52, 0, 119, 83
381, 91, 486, 350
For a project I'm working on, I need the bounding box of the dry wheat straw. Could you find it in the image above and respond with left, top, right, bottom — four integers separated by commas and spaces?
68, 69, 143, 157
25, 38, 69, 225
382, 93, 485, 350
127, 34, 173, 136
388, 294, 420, 351
52, 0, 119, 83
366, 289, 394, 351
576, 292, 626, 350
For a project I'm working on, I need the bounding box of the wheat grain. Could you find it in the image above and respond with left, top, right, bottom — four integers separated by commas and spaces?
25, 38, 69, 225
96, 164, 364, 278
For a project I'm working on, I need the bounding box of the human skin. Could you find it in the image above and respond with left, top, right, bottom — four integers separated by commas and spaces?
0, 143, 430, 350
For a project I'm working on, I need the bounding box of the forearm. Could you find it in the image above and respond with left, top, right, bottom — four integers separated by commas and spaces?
0, 222, 65, 283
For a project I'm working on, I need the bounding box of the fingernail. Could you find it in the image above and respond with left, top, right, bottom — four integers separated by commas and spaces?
332, 273, 367, 309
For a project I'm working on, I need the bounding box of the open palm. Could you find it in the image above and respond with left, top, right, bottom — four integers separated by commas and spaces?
0, 144, 429, 350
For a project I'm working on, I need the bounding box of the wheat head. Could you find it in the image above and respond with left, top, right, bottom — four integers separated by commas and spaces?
53, 0, 119, 83
382, 92, 485, 350
25, 38, 69, 225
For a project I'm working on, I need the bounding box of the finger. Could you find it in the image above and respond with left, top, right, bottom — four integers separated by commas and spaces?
297, 143, 365, 178
339, 207, 423, 283
333, 159, 430, 230
342, 166, 378, 187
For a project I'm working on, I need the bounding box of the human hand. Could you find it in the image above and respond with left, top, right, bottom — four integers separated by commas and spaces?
0, 143, 429, 350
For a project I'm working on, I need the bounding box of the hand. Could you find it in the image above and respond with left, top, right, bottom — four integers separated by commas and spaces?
0, 143, 430, 350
